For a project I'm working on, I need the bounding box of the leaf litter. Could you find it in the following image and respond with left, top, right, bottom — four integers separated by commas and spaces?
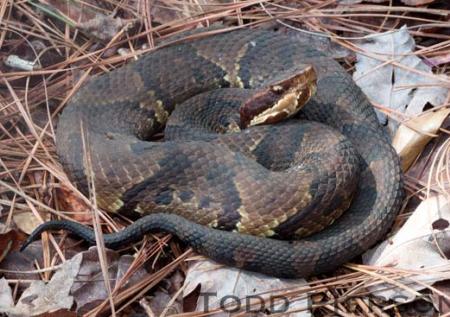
1, 0, 450, 316
353, 25, 448, 134
0, 253, 81, 316
183, 259, 310, 316
393, 107, 450, 172
363, 195, 450, 303
71, 247, 150, 315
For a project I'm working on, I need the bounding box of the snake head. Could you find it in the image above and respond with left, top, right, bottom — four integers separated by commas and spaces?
239, 65, 317, 128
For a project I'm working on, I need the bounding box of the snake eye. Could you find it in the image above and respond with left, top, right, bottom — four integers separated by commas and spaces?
239, 65, 317, 128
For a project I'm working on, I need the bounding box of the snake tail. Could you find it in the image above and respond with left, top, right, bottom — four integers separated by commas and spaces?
20, 213, 336, 278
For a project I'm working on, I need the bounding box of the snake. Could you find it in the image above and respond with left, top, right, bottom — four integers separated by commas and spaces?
21, 28, 403, 278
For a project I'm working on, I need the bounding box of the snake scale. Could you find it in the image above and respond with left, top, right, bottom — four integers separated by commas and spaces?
22, 28, 403, 278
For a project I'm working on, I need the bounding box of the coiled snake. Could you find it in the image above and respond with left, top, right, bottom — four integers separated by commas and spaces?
22, 28, 403, 278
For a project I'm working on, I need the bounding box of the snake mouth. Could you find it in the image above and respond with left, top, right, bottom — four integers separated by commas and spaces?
239, 65, 317, 128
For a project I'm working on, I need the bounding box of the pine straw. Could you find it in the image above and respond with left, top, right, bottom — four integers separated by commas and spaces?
1, 0, 450, 316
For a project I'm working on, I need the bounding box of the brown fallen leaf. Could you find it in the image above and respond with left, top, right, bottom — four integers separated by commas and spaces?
406, 115, 450, 193
431, 281, 450, 314
13, 211, 50, 235
79, 14, 129, 42
392, 107, 450, 172
0, 241, 45, 281
57, 186, 92, 223
0, 225, 26, 263
0, 238, 81, 282
148, 0, 226, 26
71, 247, 149, 315
35, 0, 130, 41
0, 254, 81, 316
146, 271, 183, 315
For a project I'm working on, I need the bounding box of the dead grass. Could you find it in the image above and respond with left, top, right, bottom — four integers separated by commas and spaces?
1, 0, 450, 316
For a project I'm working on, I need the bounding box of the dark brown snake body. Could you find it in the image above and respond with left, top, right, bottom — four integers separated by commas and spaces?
22, 28, 403, 278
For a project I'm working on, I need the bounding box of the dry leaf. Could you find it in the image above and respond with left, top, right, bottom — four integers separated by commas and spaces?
37, 0, 129, 41
0, 226, 26, 263
0, 239, 80, 288
363, 195, 450, 303
57, 186, 92, 222
146, 271, 183, 315
393, 107, 450, 171
148, 0, 226, 25
353, 25, 448, 134
0, 241, 46, 282
79, 14, 128, 41
147, 290, 183, 315
13, 211, 50, 235
0, 278, 15, 312
0, 253, 81, 316
71, 247, 149, 314
431, 281, 450, 314
183, 259, 310, 316
405, 114, 450, 195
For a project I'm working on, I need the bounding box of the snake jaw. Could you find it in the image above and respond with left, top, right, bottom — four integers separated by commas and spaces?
248, 90, 300, 127
240, 65, 317, 128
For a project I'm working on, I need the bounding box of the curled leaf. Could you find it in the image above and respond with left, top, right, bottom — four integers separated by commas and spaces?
393, 107, 450, 171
